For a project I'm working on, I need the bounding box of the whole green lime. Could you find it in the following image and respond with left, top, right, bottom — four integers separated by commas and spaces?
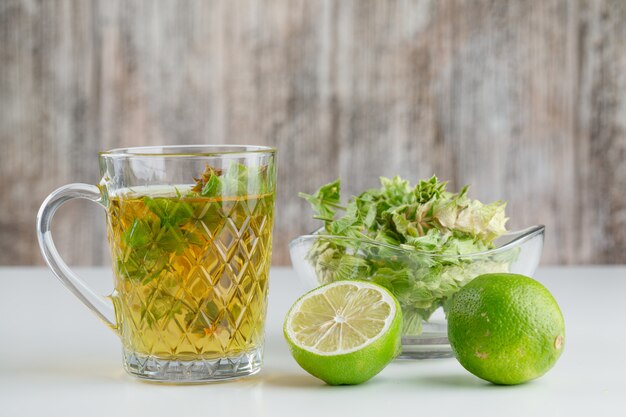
447, 273, 565, 385
284, 281, 402, 385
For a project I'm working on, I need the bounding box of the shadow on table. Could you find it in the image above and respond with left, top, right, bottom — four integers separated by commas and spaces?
262, 371, 395, 390
417, 373, 484, 387
262, 372, 333, 389
414, 373, 515, 390
263, 373, 324, 388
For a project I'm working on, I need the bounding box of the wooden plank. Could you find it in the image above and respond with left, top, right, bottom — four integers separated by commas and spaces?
1, 0, 625, 267
575, 0, 626, 263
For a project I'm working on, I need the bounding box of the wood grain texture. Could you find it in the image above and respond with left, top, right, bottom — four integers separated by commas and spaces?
1, 0, 625, 266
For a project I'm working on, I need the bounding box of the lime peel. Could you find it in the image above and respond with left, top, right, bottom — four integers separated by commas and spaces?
447, 273, 565, 385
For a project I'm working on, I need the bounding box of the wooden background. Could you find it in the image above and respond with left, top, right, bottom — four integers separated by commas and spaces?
1, 0, 626, 266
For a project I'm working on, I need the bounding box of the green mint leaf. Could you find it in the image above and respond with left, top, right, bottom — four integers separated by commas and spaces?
299, 178, 343, 221
222, 162, 249, 195
201, 170, 223, 197
363, 201, 378, 229
144, 197, 194, 226
124, 219, 152, 248
414, 175, 447, 203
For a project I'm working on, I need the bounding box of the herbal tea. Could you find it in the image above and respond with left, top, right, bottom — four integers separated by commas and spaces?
38, 146, 276, 381
107, 185, 274, 360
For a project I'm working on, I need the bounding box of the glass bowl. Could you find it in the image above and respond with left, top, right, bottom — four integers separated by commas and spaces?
289, 225, 545, 359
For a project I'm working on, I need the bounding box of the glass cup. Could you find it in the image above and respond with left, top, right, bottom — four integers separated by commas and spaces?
37, 145, 277, 382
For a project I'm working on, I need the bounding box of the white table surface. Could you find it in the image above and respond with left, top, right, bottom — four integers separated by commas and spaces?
1, 266, 624, 416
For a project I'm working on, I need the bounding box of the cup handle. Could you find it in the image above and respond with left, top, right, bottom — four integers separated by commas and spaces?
36, 183, 117, 329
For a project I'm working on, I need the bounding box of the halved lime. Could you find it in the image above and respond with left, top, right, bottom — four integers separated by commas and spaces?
284, 281, 402, 385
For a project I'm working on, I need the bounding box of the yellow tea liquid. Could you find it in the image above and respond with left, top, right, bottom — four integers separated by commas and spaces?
106, 186, 274, 360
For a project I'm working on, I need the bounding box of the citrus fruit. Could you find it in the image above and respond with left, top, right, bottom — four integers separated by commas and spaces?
284, 281, 402, 385
447, 273, 565, 385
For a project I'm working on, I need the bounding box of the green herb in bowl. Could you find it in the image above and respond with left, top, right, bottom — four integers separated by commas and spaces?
297, 176, 520, 338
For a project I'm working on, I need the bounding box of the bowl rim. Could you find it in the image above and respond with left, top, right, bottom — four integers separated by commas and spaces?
289, 225, 545, 259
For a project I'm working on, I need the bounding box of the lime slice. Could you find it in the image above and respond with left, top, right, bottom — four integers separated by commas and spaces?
284, 281, 402, 385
